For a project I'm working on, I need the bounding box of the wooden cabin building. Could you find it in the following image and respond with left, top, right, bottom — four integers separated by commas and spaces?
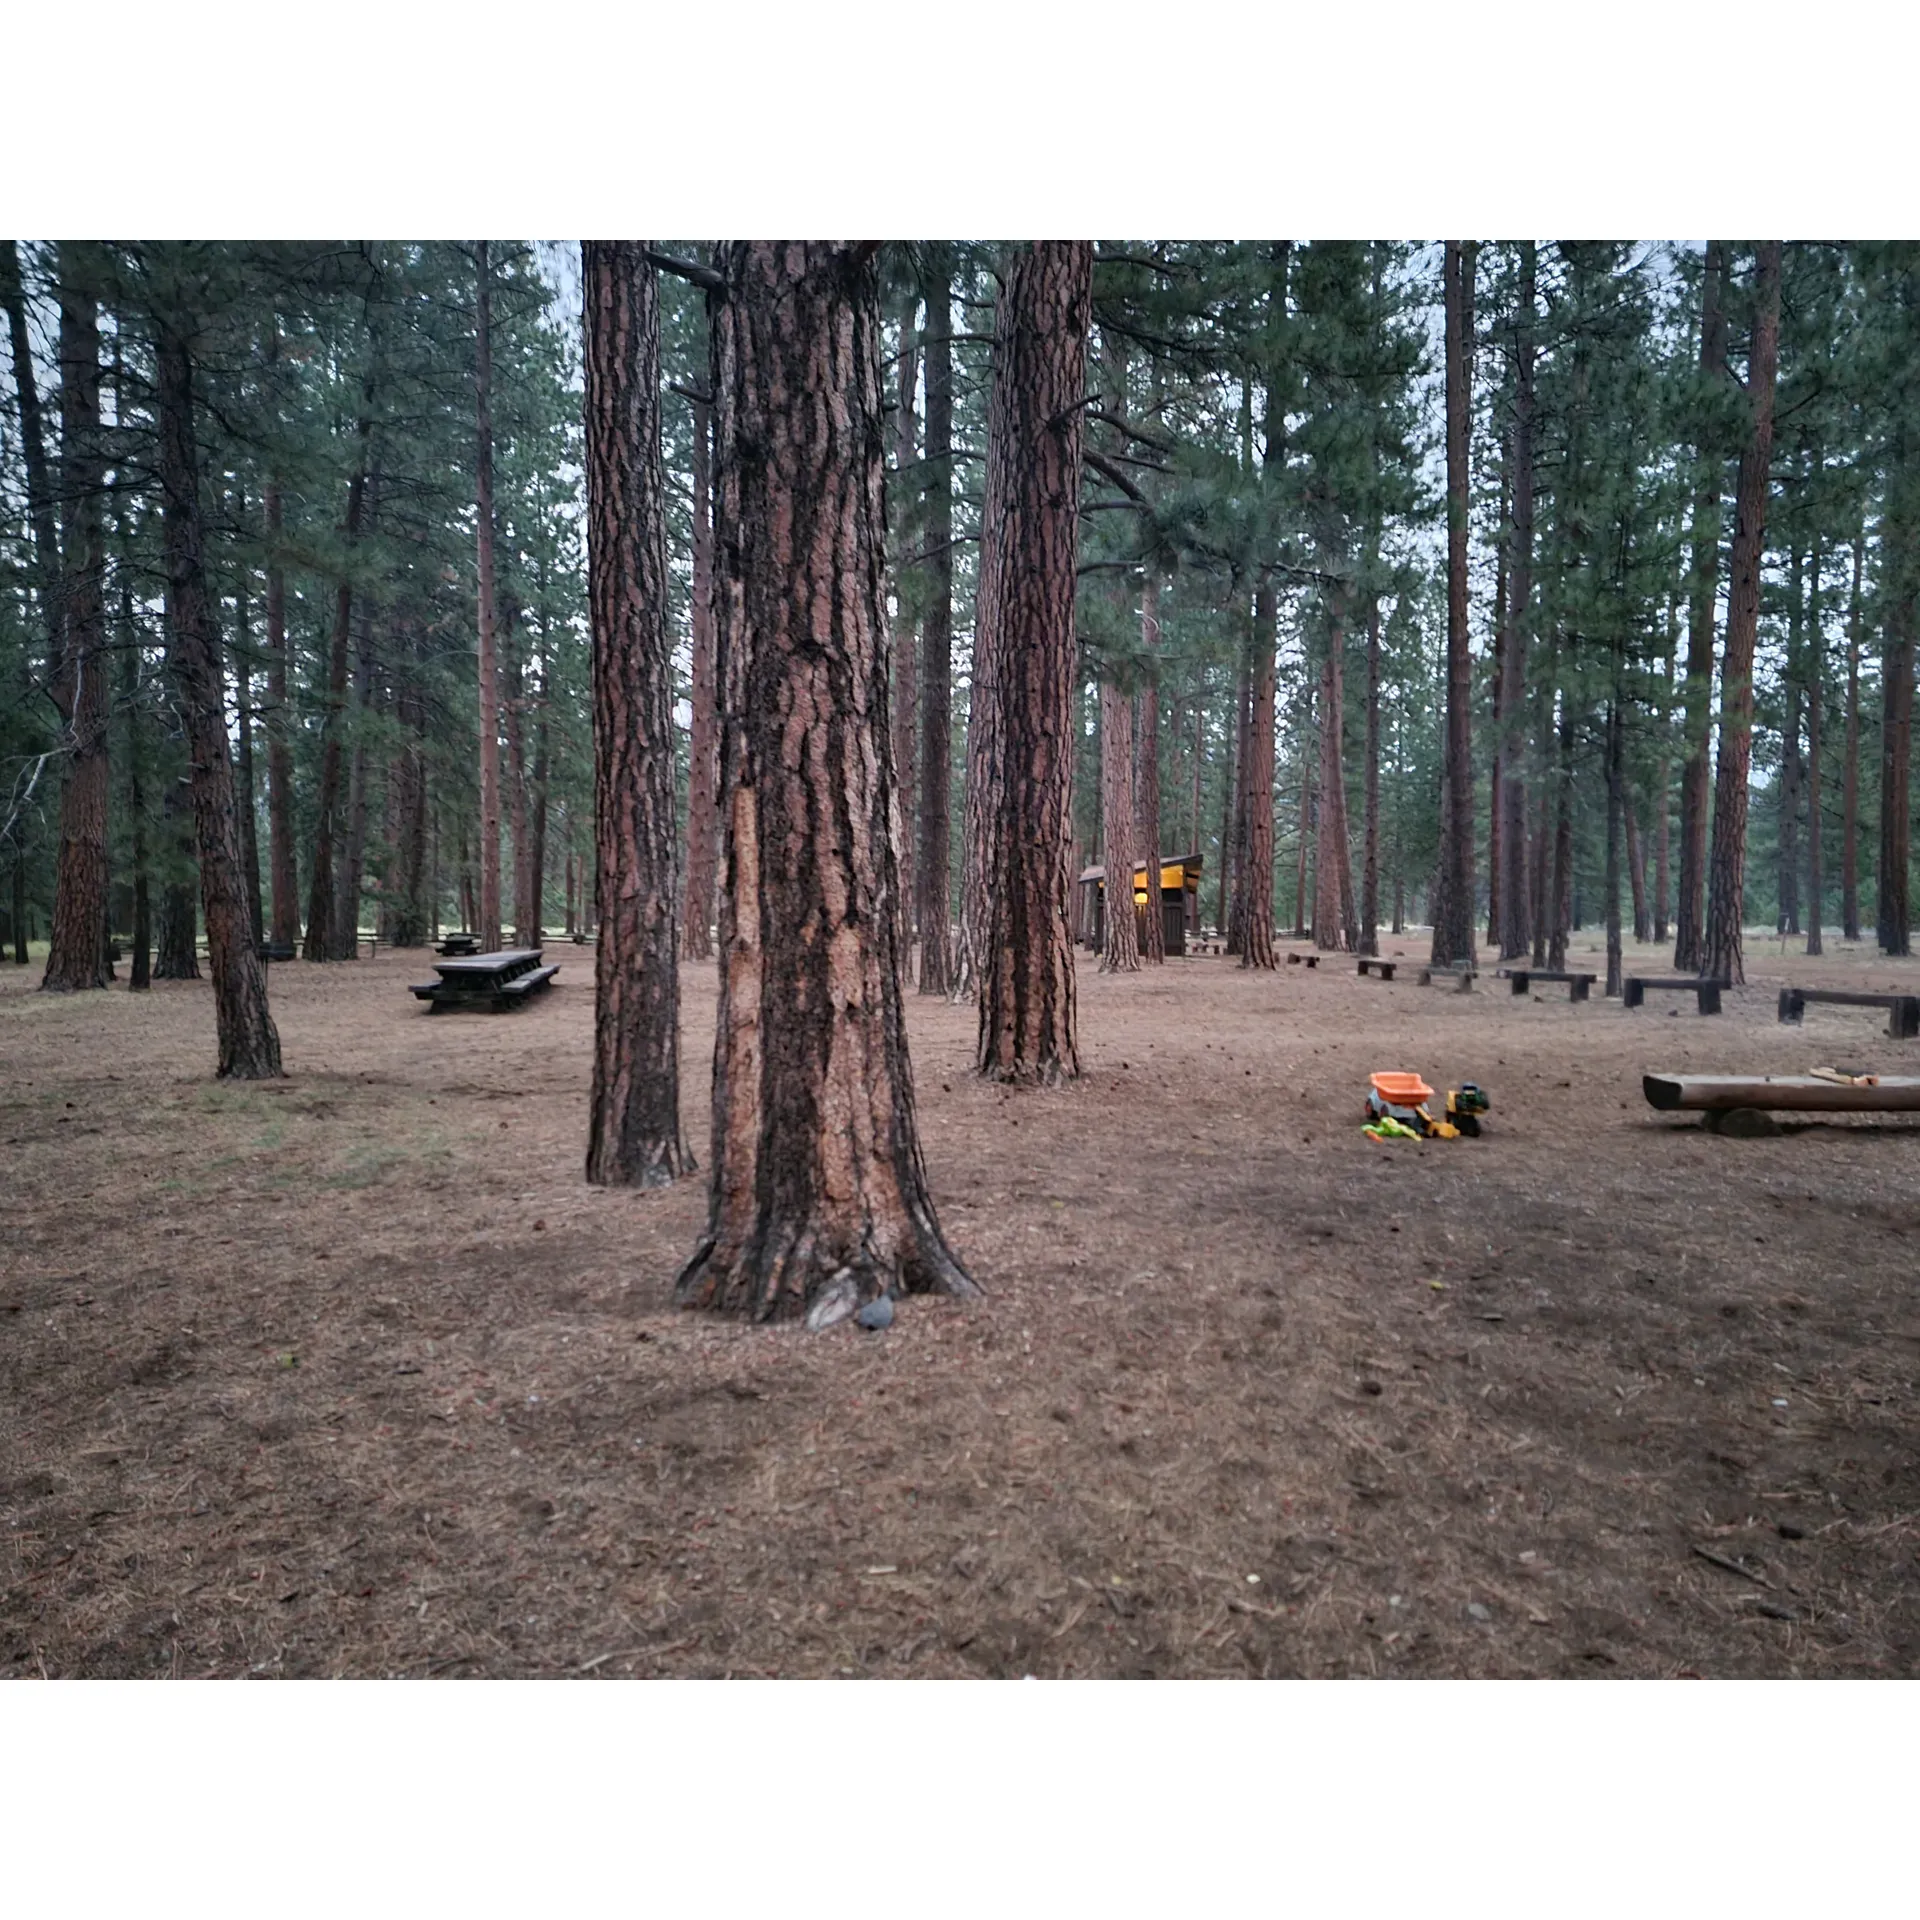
1076, 853, 1204, 956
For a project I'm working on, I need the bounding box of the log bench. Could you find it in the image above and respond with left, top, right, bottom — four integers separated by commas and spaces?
1644, 1071, 1920, 1133
1417, 966, 1476, 992
410, 948, 556, 1012
1356, 958, 1397, 981
1286, 952, 1320, 969
1500, 967, 1595, 1002
1624, 975, 1726, 1014
1777, 986, 1920, 1040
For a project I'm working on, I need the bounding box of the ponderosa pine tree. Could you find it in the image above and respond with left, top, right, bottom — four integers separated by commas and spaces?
581, 241, 690, 1189
916, 245, 956, 993
675, 241, 974, 1322
1672, 242, 1729, 973
1430, 240, 1476, 970
150, 267, 281, 1078
1099, 668, 1139, 971
1137, 567, 1165, 963
473, 239, 504, 953
42, 243, 112, 992
681, 381, 718, 960
1703, 242, 1784, 987
974, 241, 1092, 1083
1496, 240, 1537, 961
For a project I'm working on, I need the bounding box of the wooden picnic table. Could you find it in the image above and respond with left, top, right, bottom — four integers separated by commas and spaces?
410, 948, 558, 1013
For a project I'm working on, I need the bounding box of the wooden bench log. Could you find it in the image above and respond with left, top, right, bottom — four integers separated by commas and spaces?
1417, 966, 1476, 992
1500, 968, 1595, 1002
1624, 975, 1725, 1014
1777, 987, 1920, 1039
1356, 958, 1397, 981
1286, 952, 1320, 969
1644, 1072, 1920, 1115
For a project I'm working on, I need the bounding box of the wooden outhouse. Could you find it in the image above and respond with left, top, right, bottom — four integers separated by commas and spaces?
1076, 853, 1204, 956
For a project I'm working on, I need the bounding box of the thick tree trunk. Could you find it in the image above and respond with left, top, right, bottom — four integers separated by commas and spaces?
1625, 798, 1650, 945
263, 475, 300, 950
1842, 535, 1864, 941
303, 399, 372, 961
891, 288, 920, 956
1359, 596, 1381, 955
681, 388, 718, 961
1214, 693, 1236, 937
581, 241, 691, 1190
1431, 241, 1476, 969
43, 248, 112, 992
916, 250, 955, 994
1703, 243, 1783, 987
1099, 676, 1139, 971
529, 635, 550, 942
1292, 680, 1313, 939
1673, 241, 1729, 972
154, 315, 281, 1078
676, 240, 972, 1319
1137, 570, 1165, 963
118, 564, 151, 990
474, 239, 504, 954
1239, 575, 1278, 968
970, 242, 1090, 1082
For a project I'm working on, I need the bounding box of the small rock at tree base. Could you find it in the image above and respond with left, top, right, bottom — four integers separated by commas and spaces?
855, 1294, 895, 1332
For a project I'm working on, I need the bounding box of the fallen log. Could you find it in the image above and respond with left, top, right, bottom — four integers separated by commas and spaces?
1643, 1073, 1920, 1114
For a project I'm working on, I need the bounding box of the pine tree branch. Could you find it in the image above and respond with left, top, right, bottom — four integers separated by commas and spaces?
646, 250, 724, 293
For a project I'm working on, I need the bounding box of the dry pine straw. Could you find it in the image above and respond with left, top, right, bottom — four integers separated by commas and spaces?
3, 934, 1919, 1679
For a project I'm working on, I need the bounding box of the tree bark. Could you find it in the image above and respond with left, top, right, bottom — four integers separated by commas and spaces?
1498, 240, 1536, 961
581, 241, 691, 1190
675, 240, 973, 1319
1226, 641, 1252, 954
1654, 604, 1675, 943
1778, 539, 1804, 935
1673, 241, 1729, 972
1548, 698, 1574, 971
1431, 241, 1477, 969
1239, 575, 1278, 968
153, 309, 282, 1078
474, 239, 504, 954
973, 242, 1092, 1085
1137, 570, 1165, 963
890, 286, 920, 956
1099, 675, 1139, 971
1703, 242, 1784, 987
42, 246, 112, 992
1842, 534, 1864, 940
916, 248, 955, 993
681, 386, 718, 960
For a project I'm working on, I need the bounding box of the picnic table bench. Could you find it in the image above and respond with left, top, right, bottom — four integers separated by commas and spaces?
1286, 951, 1320, 969
437, 933, 481, 956
1777, 986, 1920, 1039
1624, 974, 1727, 1014
1356, 957, 1397, 981
1418, 965, 1476, 992
410, 947, 558, 1013
1499, 967, 1595, 1002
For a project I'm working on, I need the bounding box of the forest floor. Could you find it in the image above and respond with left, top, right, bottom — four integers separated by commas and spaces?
4, 927, 1919, 1680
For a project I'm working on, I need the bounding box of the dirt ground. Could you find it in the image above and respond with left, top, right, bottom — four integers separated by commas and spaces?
4, 924, 1919, 1679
